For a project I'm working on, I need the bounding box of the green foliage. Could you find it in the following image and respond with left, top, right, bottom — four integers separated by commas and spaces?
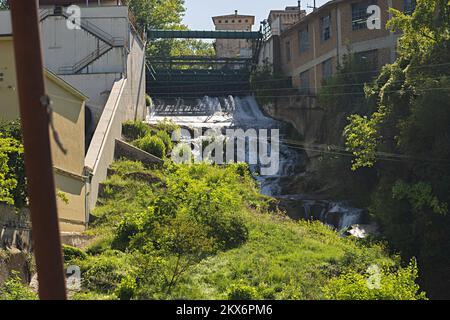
114, 274, 137, 300
0, 271, 37, 300
63, 244, 87, 262
75, 160, 422, 300
126, 0, 184, 32
57, 190, 70, 205
0, 120, 26, 207
393, 180, 448, 215
345, 110, 385, 170
156, 130, 173, 155
323, 260, 427, 300
122, 120, 150, 141
227, 281, 260, 300
133, 135, 166, 158
154, 118, 180, 135
341, 0, 450, 298
145, 94, 152, 107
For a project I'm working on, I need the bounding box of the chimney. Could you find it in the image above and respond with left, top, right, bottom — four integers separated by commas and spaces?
298, 1, 301, 10
235, 10, 238, 16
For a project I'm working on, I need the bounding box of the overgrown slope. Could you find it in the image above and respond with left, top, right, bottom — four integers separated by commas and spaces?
65, 160, 425, 300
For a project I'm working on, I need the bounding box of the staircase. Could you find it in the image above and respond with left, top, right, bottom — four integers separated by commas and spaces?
40, 6, 125, 74
58, 43, 113, 74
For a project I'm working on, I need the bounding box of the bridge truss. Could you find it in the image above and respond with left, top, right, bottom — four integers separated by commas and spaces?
146, 29, 264, 98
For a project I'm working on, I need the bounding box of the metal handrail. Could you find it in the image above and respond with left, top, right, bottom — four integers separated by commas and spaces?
59, 43, 112, 74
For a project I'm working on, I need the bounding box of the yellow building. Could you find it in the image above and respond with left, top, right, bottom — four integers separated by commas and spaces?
0, 36, 88, 232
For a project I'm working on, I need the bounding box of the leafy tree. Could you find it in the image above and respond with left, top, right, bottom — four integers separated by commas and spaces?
0, 120, 26, 207
125, 0, 214, 58
344, 0, 450, 298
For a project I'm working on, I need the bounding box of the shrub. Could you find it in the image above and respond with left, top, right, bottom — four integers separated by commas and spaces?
115, 274, 137, 300
145, 95, 152, 107
133, 135, 166, 159
63, 244, 87, 262
155, 118, 180, 134
122, 121, 150, 141
323, 260, 427, 300
156, 130, 173, 155
227, 281, 260, 300
0, 271, 37, 300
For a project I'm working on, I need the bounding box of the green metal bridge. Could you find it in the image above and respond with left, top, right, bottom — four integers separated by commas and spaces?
146, 29, 264, 98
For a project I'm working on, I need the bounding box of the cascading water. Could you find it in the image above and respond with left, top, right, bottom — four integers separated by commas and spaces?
148, 95, 368, 234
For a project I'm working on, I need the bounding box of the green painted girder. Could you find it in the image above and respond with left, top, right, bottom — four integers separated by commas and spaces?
148, 29, 263, 39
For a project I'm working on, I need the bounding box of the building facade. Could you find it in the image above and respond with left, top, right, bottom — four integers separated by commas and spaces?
212, 11, 255, 58
0, 1, 147, 232
261, 0, 416, 95
1, 36, 88, 232
268, 4, 306, 33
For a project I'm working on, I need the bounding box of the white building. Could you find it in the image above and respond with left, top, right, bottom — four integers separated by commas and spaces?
0, 1, 147, 231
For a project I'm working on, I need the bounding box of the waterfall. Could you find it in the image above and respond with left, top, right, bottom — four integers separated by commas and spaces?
148, 95, 367, 233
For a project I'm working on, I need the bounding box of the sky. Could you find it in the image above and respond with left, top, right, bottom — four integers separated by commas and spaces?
183, 0, 330, 31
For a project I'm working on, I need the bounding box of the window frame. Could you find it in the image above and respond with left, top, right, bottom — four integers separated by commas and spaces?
320, 14, 331, 41
298, 25, 309, 54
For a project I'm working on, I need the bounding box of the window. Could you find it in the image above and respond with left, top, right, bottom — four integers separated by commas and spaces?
356, 49, 378, 70
218, 20, 222, 23
404, 0, 416, 15
299, 70, 310, 94
298, 26, 309, 53
320, 15, 331, 41
351, 2, 374, 30
0, 72, 3, 81
225, 20, 228, 23
322, 59, 333, 81
286, 41, 292, 62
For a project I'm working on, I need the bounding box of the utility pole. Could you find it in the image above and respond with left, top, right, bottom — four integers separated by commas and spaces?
9, 0, 67, 300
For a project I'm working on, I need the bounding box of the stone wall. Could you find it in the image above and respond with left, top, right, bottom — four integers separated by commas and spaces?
0, 205, 32, 252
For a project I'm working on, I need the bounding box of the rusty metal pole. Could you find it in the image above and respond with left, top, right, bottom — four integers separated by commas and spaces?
9, 0, 67, 300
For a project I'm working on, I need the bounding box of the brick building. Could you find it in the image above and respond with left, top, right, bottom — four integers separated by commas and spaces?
261, 0, 417, 94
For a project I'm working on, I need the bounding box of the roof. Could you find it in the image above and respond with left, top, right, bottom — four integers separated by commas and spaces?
45, 69, 88, 101
212, 14, 255, 23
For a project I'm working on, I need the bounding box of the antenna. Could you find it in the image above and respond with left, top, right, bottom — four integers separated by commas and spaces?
307, 0, 317, 10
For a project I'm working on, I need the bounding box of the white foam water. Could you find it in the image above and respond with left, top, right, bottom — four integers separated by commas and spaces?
148, 95, 367, 233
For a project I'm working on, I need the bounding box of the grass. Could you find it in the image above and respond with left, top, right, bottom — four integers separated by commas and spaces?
69, 159, 423, 300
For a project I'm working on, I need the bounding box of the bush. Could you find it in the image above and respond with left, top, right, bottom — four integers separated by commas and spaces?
63, 244, 87, 262
155, 119, 180, 134
145, 95, 152, 107
156, 130, 173, 155
122, 121, 150, 141
227, 281, 260, 300
0, 271, 37, 300
133, 135, 166, 159
115, 274, 137, 300
323, 260, 427, 300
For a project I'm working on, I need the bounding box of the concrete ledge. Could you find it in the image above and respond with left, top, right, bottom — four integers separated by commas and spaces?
114, 139, 164, 166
